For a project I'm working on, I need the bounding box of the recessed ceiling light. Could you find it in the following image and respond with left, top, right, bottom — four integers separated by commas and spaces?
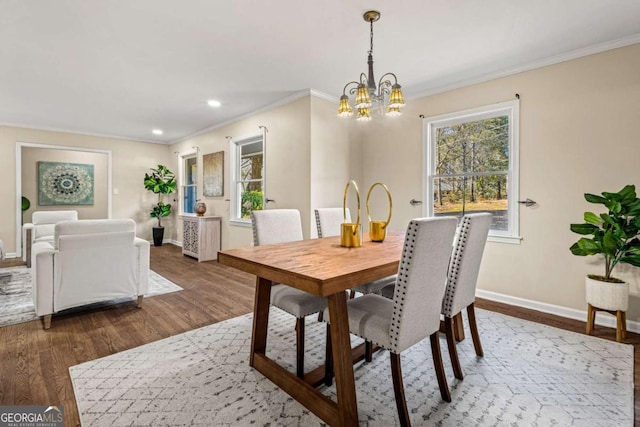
207, 99, 221, 107
152, 129, 163, 135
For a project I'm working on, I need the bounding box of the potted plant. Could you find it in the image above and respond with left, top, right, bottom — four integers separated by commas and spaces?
570, 184, 640, 317
144, 165, 177, 246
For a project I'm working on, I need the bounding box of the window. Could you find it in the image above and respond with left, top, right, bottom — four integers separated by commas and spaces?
423, 100, 520, 243
182, 154, 197, 214
230, 134, 264, 224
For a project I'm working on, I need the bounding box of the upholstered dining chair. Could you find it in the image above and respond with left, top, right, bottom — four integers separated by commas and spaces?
441, 212, 492, 380
324, 216, 458, 426
251, 209, 328, 378
314, 207, 396, 297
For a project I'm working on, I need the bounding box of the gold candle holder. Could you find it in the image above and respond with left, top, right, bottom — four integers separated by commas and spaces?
366, 182, 392, 242
340, 180, 362, 248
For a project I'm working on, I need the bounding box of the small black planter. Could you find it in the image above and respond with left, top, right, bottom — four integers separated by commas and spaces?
152, 227, 165, 247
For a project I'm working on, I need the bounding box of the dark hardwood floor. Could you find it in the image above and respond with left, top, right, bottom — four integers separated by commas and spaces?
0, 244, 637, 426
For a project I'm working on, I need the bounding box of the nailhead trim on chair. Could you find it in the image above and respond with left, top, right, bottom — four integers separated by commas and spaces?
441, 216, 471, 318
314, 210, 323, 238
251, 213, 259, 246
389, 220, 419, 354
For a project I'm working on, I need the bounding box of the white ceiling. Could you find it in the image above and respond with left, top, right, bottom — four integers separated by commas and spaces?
1, 1, 639, 144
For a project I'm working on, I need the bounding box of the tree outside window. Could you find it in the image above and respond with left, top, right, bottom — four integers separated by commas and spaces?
425, 100, 520, 243
230, 134, 265, 223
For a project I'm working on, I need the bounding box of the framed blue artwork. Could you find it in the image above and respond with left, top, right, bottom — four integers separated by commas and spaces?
38, 161, 94, 205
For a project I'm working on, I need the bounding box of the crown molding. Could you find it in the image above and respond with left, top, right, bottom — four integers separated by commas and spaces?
309, 89, 340, 103
172, 89, 315, 144
408, 34, 640, 101
0, 121, 163, 145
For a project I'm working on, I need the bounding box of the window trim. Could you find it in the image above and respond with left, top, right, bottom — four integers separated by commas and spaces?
229, 133, 265, 226
178, 151, 198, 215
423, 100, 521, 244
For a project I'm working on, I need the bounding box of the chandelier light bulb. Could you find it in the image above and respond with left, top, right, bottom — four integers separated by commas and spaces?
338, 95, 354, 117
355, 84, 372, 109
356, 107, 372, 122
386, 106, 402, 117
388, 84, 405, 109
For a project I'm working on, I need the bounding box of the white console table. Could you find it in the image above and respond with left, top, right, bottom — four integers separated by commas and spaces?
179, 215, 222, 262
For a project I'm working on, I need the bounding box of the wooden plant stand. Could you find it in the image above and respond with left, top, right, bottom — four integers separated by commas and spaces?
586, 303, 627, 342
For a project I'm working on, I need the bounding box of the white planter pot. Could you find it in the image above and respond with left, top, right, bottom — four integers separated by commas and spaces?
585, 276, 629, 311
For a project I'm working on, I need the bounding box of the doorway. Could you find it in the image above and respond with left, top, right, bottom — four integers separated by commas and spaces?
15, 142, 112, 259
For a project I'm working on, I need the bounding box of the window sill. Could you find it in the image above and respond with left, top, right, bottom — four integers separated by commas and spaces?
229, 219, 252, 228
487, 234, 522, 245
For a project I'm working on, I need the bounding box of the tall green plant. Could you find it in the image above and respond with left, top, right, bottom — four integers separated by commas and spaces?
143, 165, 177, 227
570, 184, 640, 282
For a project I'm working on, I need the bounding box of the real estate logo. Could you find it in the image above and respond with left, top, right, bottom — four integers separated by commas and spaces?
0, 405, 64, 427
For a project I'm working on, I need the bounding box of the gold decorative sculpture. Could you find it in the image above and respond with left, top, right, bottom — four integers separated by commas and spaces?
366, 182, 392, 242
341, 180, 362, 247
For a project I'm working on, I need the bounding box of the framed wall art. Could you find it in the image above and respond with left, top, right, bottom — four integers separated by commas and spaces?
203, 151, 224, 197
38, 161, 94, 205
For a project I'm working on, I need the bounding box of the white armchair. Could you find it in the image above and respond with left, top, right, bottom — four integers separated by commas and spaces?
31, 218, 150, 329
23, 210, 78, 267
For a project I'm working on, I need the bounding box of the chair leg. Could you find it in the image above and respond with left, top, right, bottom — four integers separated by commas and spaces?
444, 317, 464, 380
430, 332, 452, 402
586, 304, 596, 335
621, 311, 627, 339
467, 303, 483, 357
43, 314, 52, 330
137, 295, 143, 308
453, 312, 465, 342
390, 353, 411, 427
324, 325, 334, 386
365, 341, 373, 363
349, 289, 356, 299
317, 311, 324, 322
296, 318, 305, 378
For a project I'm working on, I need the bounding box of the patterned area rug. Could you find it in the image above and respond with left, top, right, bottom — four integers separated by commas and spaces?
0, 266, 183, 327
70, 307, 633, 426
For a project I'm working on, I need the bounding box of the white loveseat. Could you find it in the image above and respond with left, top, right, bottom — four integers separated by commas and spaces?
23, 210, 78, 267
31, 218, 150, 329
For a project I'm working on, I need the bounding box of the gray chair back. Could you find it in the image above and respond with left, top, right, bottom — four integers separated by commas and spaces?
314, 208, 351, 238
389, 216, 457, 353
251, 209, 303, 246
442, 213, 492, 317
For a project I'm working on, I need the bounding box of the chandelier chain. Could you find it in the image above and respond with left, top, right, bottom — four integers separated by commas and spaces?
369, 19, 374, 55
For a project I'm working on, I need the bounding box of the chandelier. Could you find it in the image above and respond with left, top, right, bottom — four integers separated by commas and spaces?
338, 10, 405, 121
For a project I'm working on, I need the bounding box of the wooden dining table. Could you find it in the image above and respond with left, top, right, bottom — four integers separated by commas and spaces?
217, 230, 405, 426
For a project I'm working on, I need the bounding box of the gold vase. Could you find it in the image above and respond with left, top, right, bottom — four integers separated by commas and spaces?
194, 201, 207, 216
366, 182, 392, 242
340, 180, 362, 247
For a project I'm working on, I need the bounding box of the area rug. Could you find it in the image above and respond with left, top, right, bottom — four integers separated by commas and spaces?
69, 307, 633, 426
0, 266, 183, 328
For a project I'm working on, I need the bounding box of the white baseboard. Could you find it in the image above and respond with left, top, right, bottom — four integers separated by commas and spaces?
147, 239, 181, 246
476, 289, 639, 335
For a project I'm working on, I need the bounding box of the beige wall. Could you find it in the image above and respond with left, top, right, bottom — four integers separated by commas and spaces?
22, 147, 109, 222
362, 44, 640, 319
171, 97, 313, 249
0, 126, 172, 254
309, 96, 360, 237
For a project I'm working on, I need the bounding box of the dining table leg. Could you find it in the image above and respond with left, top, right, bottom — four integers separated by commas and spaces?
250, 276, 272, 367
327, 292, 359, 426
